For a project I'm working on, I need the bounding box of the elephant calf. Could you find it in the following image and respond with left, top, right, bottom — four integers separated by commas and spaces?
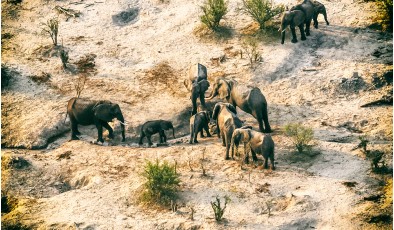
139, 120, 175, 146
311, 0, 329, 29
66, 97, 126, 143
231, 127, 275, 170
189, 111, 212, 144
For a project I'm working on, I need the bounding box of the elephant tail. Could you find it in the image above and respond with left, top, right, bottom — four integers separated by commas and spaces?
262, 105, 272, 133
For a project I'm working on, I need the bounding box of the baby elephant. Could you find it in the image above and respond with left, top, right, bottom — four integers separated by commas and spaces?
230, 127, 275, 170
189, 111, 212, 144
139, 120, 175, 146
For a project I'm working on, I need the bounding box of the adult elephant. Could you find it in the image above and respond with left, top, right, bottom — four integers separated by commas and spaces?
67, 97, 126, 143
291, 0, 315, 35
184, 63, 210, 115
311, 0, 329, 29
212, 102, 243, 160
280, 10, 306, 44
230, 127, 275, 169
206, 78, 272, 133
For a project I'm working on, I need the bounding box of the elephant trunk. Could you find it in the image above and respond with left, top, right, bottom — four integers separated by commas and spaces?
117, 113, 126, 142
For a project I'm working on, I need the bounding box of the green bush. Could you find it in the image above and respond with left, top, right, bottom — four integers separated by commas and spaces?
211, 195, 231, 222
140, 159, 180, 205
200, 0, 228, 31
284, 123, 314, 153
242, 0, 284, 29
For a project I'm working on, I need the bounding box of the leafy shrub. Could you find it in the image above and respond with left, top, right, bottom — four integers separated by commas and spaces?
140, 159, 180, 206
242, 0, 284, 29
211, 195, 231, 221
41, 17, 59, 46
284, 123, 314, 153
200, 0, 228, 31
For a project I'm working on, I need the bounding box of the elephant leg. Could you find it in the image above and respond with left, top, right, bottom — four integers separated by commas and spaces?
193, 129, 199, 143
163, 131, 167, 143
225, 136, 231, 160
270, 153, 276, 170
101, 122, 114, 139
221, 130, 226, 146
191, 95, 198, 116
263, 154, 269, 169
70, 118, 80, 140
305, 20, 311, 36
147, 135, 153, 146
299, 25, 307, 41
199, 92, 206, 108
323, 10, 329, 25
95, 122, 104, 143
139, 132, 145, 145
251, 148, 258, 162
204, 123, 212, 137
313, 14, 318, 29
258, 107, 272, 133
200, 125, 205, 138
290, 27, 298, 43
159, 130, 165, 143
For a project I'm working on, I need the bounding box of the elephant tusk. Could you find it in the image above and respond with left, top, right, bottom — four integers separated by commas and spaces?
281, 29, 286, 33
119, 121, 128, 126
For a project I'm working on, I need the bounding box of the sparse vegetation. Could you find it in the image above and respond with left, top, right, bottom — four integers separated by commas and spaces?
242, 0, 284, 30
74, 75, 87, 98
41, 17, 59, 46
139, 159, 180, 206
353, 136, 388, 173
28, 72, 51, 84
241, 36, 261, 68
210, 195, 231, 222
284, 123, 314, 153
200, 0, 228, 31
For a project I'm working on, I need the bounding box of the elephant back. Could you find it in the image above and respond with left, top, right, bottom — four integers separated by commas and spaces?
188, 63, 207, 82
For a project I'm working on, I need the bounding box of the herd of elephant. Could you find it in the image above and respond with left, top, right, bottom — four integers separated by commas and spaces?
65, 0, 330, 169
66, 62, 275, 169
280, 0, 329, 44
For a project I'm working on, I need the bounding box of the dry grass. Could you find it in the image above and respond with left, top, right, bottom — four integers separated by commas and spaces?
142, 62, 186, 97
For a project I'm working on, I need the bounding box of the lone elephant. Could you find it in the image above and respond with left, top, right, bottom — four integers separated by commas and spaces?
231, 127, 275, 169
139, 120, 175, 146
184, 63, 210, 115
206, 78, 271, 133
66, 97, 126, 143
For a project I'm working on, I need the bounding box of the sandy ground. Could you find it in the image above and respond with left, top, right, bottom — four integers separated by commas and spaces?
1, 0, 392, 229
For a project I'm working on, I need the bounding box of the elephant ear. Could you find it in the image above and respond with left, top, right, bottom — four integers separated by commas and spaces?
93, 103, 113, 122
160, 121, 173, 130
198, 80, 210, 93
218, 80, 231, 99
184, 79, 193, 92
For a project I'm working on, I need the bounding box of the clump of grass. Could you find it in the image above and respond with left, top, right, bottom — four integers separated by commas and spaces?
210, 195, 231, 222
139, 159, 180, 206
242, 0, 284, 30
200, 0, 228, 31
284, 123, 314, 153
41, 17, 59, 46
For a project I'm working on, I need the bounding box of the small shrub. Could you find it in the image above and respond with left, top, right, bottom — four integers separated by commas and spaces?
28, 72, 51, 84
200, 0, 228, 31
41, 17, 59, 46
140, 159, 180, 206
353, 136, 387, 172
284, 123, 314, 153
242, 0, 284, 30
241, 36, 261, 68
210, 195, 231, 222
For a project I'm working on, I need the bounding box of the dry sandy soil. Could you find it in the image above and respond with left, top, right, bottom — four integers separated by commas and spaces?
1, 0, 393, 229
